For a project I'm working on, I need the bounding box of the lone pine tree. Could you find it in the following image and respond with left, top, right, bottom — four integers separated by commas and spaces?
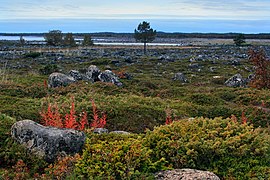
134, 21, 156, 54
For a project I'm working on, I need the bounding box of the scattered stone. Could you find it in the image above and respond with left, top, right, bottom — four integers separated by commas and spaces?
111, 60, 120, 65
173, 72, 189, 83
86, 65, 101, 82
231, 59, 240, 66
189, 63, 200, 69
48, 72, 76, 88
209, 67, 216, 72
124, 57, 134, 63
69, 70, 84, 81
110, 131, 130, 135
93, 128, 109, 134
245, 74, 255, 84
212, 76, 225, 84
155, 169, 220, 180
105, 65, 112, 70
98, 70, 123, 86
224, 74, 246, 87
11, 120, 86, 163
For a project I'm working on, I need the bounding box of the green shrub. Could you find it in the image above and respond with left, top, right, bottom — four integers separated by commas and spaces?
39, 64, 60, 75
186, 104, 237, 119
244, 106, 270, 128
216, 90, 237, 102
75, 133, 167, 179
24, 52, 41, 58
187, 93, 224, 106
0, 113, 16, 149
143, 117, 270, 179
0, 96, 41, 121
0, 113, 47, 177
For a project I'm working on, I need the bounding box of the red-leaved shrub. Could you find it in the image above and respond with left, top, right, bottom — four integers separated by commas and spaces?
90, 100, 107, 128
40, 103, 63, 128
40, 98, 107, 130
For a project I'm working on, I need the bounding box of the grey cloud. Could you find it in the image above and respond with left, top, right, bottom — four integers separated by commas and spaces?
169, 0, 270, 11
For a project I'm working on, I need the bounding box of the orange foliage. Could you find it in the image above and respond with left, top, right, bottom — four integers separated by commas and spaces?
165, 108, 173, 125
40, 103, 63, 128
44, 154, 80, 179
231, 114, 238, 123
40, 98, 107, 130
241, 111, 248, 124
64, 101, 78, 129
79, 111, 88, 131
249, 48, 270, 89
43, 79, 48, 89
90, 100, 107, 128
165, 116, 172, 125
231, 112, 249, 124
40, 99, 88, 130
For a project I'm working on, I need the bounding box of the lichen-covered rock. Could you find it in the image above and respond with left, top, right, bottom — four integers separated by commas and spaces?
69, 70, 84, 81
93, 128, 109, 134
85, 65, 101, 82
48, 72, 76, 88
173, 72, 188, 83
224, 73, 246, 87
98, 70, 123, 87
155, 169, 220, 180
11, 120, 86, 162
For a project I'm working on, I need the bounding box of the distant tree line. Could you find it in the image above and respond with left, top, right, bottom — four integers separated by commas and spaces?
155, 33, 270, 39
44, 30, 93, 46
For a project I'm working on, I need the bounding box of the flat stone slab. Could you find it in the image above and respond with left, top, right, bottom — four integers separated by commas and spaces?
155, 169, 220, 180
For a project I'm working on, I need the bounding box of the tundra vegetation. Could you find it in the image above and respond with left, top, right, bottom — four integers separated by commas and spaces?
0, 33, 270, 179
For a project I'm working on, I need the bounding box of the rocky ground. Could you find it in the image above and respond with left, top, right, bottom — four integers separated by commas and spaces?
1, 40, 269, 69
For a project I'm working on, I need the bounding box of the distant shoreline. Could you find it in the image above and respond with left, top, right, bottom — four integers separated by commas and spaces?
1, 32, 270, 39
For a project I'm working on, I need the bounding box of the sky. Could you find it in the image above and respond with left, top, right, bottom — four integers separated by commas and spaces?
0, 0, 270, 33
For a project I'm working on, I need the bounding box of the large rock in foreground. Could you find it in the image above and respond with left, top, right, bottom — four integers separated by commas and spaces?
48, 72, 76, 88
155, 169, 220, 180
11, 120, 86, 162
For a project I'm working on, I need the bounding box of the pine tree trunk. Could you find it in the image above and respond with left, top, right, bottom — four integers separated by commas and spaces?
144, 42, 146, 55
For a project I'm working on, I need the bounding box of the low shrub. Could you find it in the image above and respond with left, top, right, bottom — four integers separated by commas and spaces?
0, 114, 48, 178
143, 117, 270, 179
186, 104, 238, 119
24, 52, 41, 58
187, 93, 224, 106
42, 154, 81, 179
244, 106, 270, 128
216, 90, 237, 102
75, 133, 167, 179
39, 64, 60, 75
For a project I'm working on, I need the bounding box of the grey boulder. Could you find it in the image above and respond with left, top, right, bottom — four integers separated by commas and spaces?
224, 74, 246, 87
155, 169, 220, 180
48, 72, 76, 88
69, 70, 84, 81
173, 73, 188, 83
93, 128, 109, 134
86, 65, 101, 82
11, 120, 86, 163
98, 70, 123, 87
